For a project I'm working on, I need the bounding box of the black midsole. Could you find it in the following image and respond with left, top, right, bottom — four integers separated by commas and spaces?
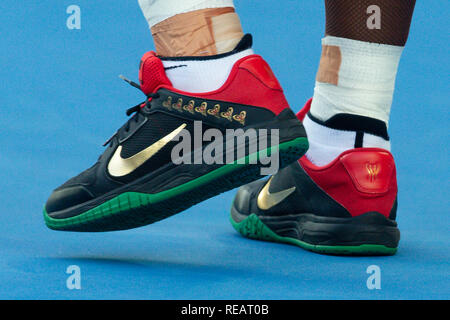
231, 206, 400, 248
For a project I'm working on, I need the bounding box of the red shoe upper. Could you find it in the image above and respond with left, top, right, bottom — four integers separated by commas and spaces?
138, 51, 290, 115
297, 99, 398, 218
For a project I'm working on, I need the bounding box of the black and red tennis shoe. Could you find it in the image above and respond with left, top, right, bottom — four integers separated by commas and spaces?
231, 99, 400, 255
43, 35, 308, 232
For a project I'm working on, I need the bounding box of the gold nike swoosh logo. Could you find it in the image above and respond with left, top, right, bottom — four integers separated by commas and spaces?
108, 123, 187, 177
257, 177, 296, 210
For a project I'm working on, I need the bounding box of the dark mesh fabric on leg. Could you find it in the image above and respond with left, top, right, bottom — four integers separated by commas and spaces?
325, 0, 416, 46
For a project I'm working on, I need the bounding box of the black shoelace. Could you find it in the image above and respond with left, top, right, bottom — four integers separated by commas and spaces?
102, 76, 160, 146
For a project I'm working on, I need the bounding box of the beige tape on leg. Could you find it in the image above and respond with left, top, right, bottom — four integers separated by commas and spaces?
211, 12, 244, 54
151, 7, 243, 57
316, 45, 342, 86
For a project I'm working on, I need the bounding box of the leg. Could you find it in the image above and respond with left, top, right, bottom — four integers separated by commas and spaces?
230, 1, 416, 255
324, 0, 415, 46
137, 0, 251, 92
307, 0, 416, 165
138, 0, 244, 57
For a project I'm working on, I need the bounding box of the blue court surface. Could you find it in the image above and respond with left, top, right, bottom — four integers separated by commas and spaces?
0, 1, 448, 299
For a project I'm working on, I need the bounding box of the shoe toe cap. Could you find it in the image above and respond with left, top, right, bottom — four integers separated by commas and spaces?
233, 179, 265, 215
45, 186, 94, 215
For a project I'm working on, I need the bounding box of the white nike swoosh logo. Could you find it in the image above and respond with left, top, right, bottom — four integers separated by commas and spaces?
257, 177, 296, 210
108, 123, 187, 177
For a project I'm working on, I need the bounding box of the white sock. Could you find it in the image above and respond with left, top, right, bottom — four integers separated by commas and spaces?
303, 114, 390, 166
306, 36, 403, 165
311, 36, 403, 124
161, 48, 253, 93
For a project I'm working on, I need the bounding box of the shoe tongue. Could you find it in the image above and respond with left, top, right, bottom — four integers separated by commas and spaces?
138, 51, 172, 95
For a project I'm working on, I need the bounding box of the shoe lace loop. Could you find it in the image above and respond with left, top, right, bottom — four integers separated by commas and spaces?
102, 76, 160, 147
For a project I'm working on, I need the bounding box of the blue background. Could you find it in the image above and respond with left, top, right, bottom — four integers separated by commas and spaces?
0, 0, 448, 299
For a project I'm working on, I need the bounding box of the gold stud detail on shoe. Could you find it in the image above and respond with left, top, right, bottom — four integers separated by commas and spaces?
183, 100, 195, 114
172, 98, 183, 112
162, 96, 172, 110
207, 104, 221, 118
220, 107, 234, 121
195, 102, 207, 116
232, 111, 247, 125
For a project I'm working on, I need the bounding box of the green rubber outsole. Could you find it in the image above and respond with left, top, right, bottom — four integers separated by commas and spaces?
44, 137, 309, 232
230, 213, 398, 256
